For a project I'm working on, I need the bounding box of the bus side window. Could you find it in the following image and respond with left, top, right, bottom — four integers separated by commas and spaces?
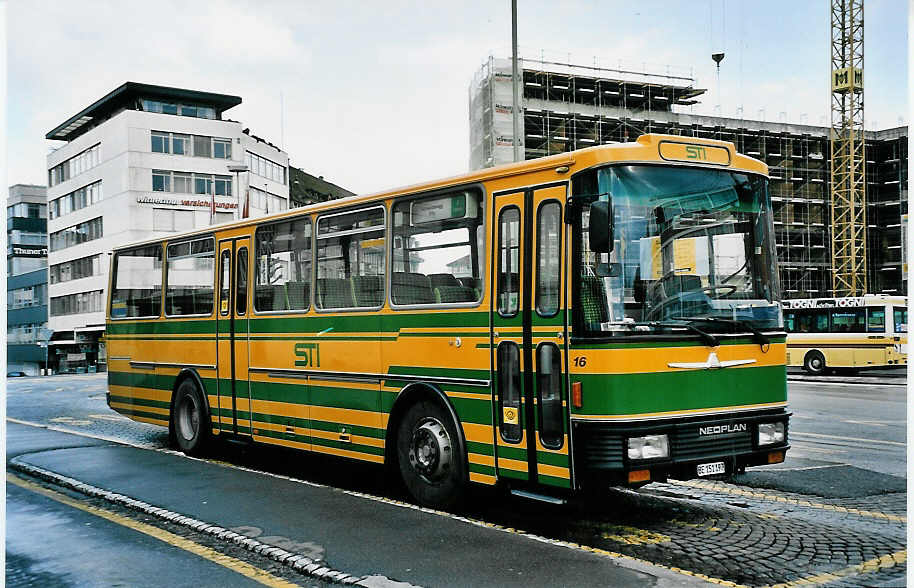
866, 308, 885, 333
497, 207, 520, 317
784, 312, 795, 332
813, 310, 828, 333
894, 307, 907, 333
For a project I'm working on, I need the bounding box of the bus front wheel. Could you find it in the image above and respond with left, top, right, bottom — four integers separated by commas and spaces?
172, 378, 211, 456
396, 400, 466, 509
803, 351, 827, 375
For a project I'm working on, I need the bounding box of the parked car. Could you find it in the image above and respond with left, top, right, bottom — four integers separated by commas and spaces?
6, 371, 28, 378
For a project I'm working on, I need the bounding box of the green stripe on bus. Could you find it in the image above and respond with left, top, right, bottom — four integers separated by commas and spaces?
572, 365, 786, 416
108, 395, 170, 411
465, 440, 494, 456
497, 445, 527, 461
535, 451, 570, 468
538, 474, 572, 488
469, 463, 496, 477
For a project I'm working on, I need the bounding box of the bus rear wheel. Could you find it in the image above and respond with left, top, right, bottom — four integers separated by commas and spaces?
803, 351, 827, 375
172, 378, 211, 456
396, 400, 465, 509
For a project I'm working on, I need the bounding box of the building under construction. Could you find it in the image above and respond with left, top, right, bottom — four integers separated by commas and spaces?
469, 57, 907, 298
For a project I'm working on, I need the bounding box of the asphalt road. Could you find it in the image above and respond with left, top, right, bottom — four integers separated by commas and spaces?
5, 372, 908, 587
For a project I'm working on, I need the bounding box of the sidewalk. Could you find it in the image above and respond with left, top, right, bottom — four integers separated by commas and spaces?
7, 422, 711, 587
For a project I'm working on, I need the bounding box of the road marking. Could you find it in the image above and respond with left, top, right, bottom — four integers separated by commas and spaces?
763, 464, 845, 472
763, 549, 906, 588
791, 431, 906, 447
673, 480, 907, 523
49, 416, 93, 426
843, 419, 904, 427
786, 444, 847, 455
7, 473, 301, 588
88, 413, 131, 422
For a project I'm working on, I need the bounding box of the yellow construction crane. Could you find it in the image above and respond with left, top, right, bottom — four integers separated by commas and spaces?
830, 0, 867, 296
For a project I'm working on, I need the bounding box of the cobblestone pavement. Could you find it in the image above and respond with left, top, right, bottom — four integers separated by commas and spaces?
7, 375, 907, 587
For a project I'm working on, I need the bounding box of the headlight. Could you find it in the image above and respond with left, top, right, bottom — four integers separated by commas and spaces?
758, 422, 785, 446
627, 434, 669, 460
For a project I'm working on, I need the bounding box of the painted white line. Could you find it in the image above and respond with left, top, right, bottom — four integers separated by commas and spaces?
764, 464, 845, 472
791, 431, 906, 447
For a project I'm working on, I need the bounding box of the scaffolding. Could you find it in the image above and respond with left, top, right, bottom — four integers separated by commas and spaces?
468, 56, 908, 298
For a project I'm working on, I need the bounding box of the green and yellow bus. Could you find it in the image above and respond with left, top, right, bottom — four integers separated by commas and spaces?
107, 134, 789, 507
783, 295, 907, 374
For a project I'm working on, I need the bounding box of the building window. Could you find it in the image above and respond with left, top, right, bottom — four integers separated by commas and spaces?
193, 135, 211, 158
50, 217, 103, 252
213, 138, 232, 159
153, 209, 194, 232
152, 170, 170, 192
245, 151, 286, 183
141, 99, 215, 120
50, 290, 104, 316
151, 131, 170, 153
50, 254, 102, 284
152, 170, 231, 196
48, 144, 101, 186
173, 172, 192, 193
7, 284, 47, 309
49, 181, 103, 219
249, 186, 287, 213
172, 133, 189, 155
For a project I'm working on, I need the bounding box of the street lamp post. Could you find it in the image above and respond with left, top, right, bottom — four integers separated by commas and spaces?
228, 164, 249, 220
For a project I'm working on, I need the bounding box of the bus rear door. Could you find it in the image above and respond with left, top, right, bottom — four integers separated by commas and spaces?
217, 236, 253, 437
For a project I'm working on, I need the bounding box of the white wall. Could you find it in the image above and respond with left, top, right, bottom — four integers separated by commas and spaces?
47, 106, 290, 334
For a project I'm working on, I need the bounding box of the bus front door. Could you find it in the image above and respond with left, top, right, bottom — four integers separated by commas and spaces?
491, 183, 573, 491
217, 237, 253, 437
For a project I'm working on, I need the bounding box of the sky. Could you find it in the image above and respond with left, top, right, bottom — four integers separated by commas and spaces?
6, 0, 908, 196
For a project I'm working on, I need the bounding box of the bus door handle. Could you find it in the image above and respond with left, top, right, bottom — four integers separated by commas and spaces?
867, 335, 882, 340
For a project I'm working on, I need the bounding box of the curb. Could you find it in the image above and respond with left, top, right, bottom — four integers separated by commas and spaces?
8, 457, 365, 586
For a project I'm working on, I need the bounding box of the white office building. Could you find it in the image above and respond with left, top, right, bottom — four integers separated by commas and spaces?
45, 82, 289, 371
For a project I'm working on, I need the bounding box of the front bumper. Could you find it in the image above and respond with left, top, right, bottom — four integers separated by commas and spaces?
572, 409, 790, 487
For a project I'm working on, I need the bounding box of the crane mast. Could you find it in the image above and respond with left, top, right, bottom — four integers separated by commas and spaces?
829, 0, 867, 296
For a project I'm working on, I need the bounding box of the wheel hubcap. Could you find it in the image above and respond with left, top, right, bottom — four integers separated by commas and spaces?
178, 393, 199, 441
408, 417, 452, 483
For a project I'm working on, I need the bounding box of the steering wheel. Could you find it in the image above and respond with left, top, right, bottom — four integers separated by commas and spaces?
699, 284, 738, 299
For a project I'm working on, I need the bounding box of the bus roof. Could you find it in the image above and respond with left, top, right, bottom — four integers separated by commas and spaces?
113, 133, 768, 252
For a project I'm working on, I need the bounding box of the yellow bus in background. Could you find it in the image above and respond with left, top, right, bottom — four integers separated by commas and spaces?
783, 296, 907, 374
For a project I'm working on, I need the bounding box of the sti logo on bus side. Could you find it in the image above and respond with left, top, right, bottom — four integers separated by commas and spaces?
294, 343, 321, 368
699, 423, 747, 436
686, 145, 708, 160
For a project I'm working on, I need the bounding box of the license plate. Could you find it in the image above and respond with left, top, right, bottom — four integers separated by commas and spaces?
697, 461, 726, 477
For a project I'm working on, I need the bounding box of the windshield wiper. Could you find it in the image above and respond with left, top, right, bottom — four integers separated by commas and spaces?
652, 321, 719, 347
670, 316, 771, 350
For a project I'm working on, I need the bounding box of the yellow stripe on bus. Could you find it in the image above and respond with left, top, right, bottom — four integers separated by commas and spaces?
572, 401, 788, 421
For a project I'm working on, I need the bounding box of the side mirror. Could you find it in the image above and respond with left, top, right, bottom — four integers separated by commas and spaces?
595, 262, 622, 278
588, 199, 614, 253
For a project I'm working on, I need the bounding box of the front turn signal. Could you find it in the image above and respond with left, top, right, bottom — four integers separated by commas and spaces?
571, 381, 582, 409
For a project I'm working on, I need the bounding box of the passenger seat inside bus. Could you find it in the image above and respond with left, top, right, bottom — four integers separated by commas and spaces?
317, 278, 356, 309
285, 281, 310, 310
351, 275, 383, 307
392, 272, 435, 305
428, 273, 475, 303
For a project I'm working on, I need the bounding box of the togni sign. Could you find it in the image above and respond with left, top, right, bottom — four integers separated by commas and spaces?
137, 195, 237, 210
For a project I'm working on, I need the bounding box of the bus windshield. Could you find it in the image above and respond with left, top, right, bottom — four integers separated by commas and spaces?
574, 164, 781, 336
